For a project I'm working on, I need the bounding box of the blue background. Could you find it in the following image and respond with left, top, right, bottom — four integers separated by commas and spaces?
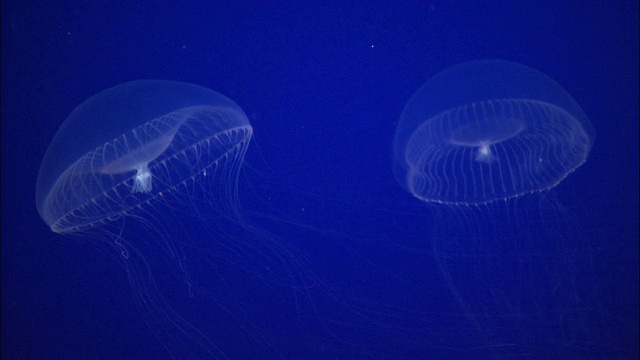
2, 1, 638, 359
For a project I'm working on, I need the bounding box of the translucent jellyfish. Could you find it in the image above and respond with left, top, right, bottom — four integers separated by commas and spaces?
393, 59, 594, 204
35, 80, 313, 358
391, 60, 607, 358
36, 80, 252, 234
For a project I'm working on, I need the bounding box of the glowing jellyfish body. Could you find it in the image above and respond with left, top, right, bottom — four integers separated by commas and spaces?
36, 80, 252, 234
393, 60, 594, 204
391, 60, 601, 358
35, 80, 262, 357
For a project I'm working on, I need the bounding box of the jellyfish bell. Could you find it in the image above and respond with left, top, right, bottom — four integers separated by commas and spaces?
394, 60, 594, 205
36, 80, 251, 233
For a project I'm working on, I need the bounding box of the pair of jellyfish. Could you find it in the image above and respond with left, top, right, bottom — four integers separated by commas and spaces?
36, 60, 592, 230
35, 60, 594, 357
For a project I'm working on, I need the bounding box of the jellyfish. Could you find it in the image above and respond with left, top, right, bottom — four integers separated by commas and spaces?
35, 80, 316, 358
394, 59, 594, 205
392, 60, 605, 358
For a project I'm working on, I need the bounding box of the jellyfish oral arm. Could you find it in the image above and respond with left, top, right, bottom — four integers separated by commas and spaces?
474, 143, 495, 164
132, 165, 153, 193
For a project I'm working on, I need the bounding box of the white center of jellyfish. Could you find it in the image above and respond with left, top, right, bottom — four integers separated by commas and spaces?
474, 142, 494, 164
132, 165, 153, 193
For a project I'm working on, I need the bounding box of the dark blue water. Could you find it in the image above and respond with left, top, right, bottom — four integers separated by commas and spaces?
2, 1, 638, 359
